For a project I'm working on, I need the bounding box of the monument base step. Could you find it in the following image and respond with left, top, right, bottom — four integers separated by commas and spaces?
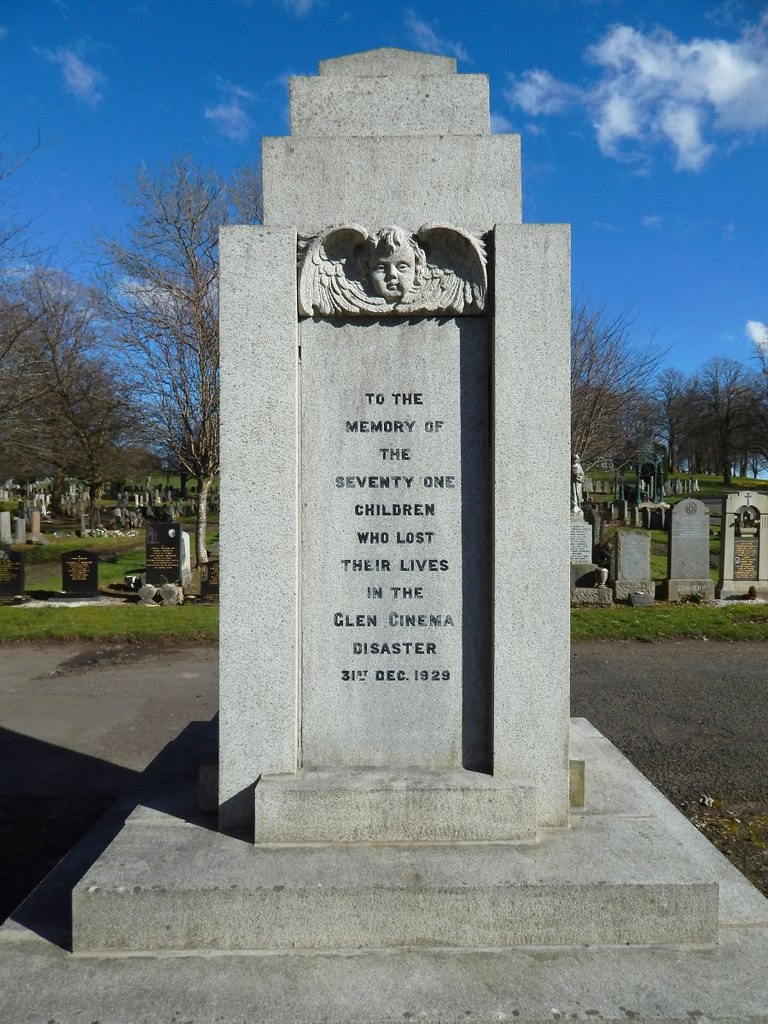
255, 767, 538, 842
72, 825, 717, 952
72, 723, 720, 952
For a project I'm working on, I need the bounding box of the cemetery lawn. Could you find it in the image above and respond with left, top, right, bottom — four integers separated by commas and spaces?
571, 602, 768, 640
0, 604, 218, 642
17, 536, 148, 592
2, 603, 767, 644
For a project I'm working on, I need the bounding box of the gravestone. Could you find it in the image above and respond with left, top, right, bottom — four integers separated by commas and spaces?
0, 510, 11, 545
612, 530, 653, 600
0, 549, 25, 601
717, 490, 768, 598
61, 550, 100, 597
665, 498, 714, 601
14, 517, 25, 544
180, 531, 192, 587
145, 522, 182, 585
200, 559, 219, 602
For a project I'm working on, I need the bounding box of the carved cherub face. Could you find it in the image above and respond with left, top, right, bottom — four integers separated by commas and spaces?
367, 227, 425, 303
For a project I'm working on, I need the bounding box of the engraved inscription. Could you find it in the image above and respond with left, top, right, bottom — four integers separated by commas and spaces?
734, 536, 758, 580
300, 318, 490, 768
65, 555, 95, 582
148, 545, 180, 570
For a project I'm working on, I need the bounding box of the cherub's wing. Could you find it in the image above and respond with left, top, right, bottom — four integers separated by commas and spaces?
298, 225, 386, 316
412, 225, 488, 314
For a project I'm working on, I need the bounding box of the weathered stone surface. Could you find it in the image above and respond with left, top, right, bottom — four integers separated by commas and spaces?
668, 498, 710, 580
218, 226, 299, 830
220, 52, 565, 831
570, 586, 613, 607
492, 224, 570, 825
255, 768, 537, 843
263, 135, 522, 232
290, 72, 489, 137
615, 530, 650, 581
570, 561, 596, 588
613, 580, 655, 601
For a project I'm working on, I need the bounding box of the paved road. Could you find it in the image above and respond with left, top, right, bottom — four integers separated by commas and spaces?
0, 644, 218, 923
1, 640, 766, 922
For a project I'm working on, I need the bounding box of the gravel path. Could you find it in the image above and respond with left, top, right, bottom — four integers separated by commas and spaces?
571, 640, 768, 808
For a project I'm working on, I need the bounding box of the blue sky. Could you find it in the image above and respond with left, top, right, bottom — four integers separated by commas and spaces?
2, 0, 767, 375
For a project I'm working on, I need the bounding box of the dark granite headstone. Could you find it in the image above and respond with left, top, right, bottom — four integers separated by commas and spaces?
200, 559, 219, 602
146, 522, 182, 585
0, 549, 25, 600
62, 550, 100, 596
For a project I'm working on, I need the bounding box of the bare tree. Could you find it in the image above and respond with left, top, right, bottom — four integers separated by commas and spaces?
690, 357, 756, 485
571, 303, 664, 469
653, 368, 690, 473
1, 270, 141, 510
0, 138, 46, 433
100, 157, 232, 565
230, 161, 263, 224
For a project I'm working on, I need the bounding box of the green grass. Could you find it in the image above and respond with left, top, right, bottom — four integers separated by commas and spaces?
15, 533, 143, 565
0, 604, 218, 643
29, 546, 147, 592
2, 601, 767, 645
571, 602, 768, 641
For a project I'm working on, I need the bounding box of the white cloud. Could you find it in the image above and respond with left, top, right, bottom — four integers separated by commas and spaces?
204, 78, 254, 141
490, 112, 512, 133
746, 319, 768, 352
641, 214, 662, 229
213, 76, 254, 101
508, 68, 582, 116
278, 0, 319, 13
505, 16, 768, 171
42, 47, 105, 106
204, 98, 252, 141
405, 10, 470, 64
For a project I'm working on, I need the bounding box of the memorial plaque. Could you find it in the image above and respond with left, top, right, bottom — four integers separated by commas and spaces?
734, 535, 758, 580
61, 550, 99, 596
146, 522, 182, 585
570, 520, 592, 563
200, 559, 219, 602
301, 318, 491, 768
0, 549, 25, 599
